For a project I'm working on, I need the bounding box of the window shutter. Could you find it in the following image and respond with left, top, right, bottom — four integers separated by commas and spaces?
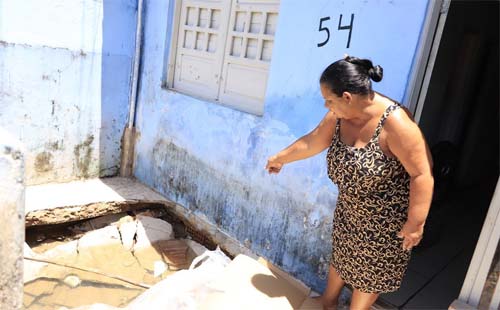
218, 0, 279, 115
173, 0, 231, 101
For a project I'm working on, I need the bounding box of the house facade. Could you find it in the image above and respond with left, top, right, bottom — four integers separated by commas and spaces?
133, 0, 430, 295
1, 0, 497, 308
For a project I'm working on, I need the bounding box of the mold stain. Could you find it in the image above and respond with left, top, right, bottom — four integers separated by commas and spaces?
51, 100, 56, 116
35, 151, 54, 173
46, 141, 63, 151
149, 139, 334, 291
74, 135, 94, 178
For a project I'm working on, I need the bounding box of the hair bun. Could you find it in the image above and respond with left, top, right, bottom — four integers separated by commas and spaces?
368, 65, 383, 82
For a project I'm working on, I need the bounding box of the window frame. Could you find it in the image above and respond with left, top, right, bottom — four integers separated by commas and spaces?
163, 0, 279, 116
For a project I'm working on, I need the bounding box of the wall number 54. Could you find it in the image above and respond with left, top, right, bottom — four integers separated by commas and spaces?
317, 14, 354, 48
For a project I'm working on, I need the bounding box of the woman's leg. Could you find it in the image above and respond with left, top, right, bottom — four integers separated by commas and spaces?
350, 289, 379, 310
320, 264, 345, 309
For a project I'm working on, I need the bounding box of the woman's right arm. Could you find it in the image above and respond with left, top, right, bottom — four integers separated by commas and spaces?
266, 111, 337, 174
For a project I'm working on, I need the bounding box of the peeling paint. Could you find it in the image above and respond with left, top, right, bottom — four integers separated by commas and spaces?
0, 0, 136, 184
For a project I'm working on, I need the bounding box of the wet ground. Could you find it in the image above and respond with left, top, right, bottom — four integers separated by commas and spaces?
24, 208, 203, 310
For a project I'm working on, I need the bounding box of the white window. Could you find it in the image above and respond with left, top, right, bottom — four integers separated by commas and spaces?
167, 0, 280, 115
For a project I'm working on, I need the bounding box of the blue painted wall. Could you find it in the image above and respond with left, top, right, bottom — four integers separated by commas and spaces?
0, 0, 137, 185
134, 0, 429, 291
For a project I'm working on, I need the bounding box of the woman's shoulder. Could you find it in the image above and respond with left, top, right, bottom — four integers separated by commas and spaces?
375, 92, 415, 123
383, 102, 419, 137
318, 110, 338, 129
314, 110, 338, 135
325, 110, 338, 122
391, 101, 415, 122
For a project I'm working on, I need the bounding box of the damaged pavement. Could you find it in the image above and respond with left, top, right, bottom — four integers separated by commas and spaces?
23, 177, 327, 309
24, 212, 208, 309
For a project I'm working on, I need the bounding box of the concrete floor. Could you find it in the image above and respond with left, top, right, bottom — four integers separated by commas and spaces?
25, 177, 495, 309
23, 177, 318, 309
26, 177, 168, 214
24, 177, 173, 227
25, 176, 257, 257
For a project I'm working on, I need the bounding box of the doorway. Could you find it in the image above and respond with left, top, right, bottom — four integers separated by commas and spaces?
378, 1, 499, 308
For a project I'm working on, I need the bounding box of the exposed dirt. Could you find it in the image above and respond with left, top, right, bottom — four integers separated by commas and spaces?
24, 208, 201, 310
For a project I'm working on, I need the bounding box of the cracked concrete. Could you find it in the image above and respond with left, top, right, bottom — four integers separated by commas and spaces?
131, 215, 175, 251
24, 214, 204, 309
25, 178, 169, 226
24, 177, 256, 263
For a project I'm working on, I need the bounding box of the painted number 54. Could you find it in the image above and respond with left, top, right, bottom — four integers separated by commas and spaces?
317, 14, 354, 48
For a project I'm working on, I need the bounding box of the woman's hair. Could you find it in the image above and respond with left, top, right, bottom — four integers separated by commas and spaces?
319, 56, 383, 96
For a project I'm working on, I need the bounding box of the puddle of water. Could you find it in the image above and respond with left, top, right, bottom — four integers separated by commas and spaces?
25, 277, 143, 309
24, 216, 197, 309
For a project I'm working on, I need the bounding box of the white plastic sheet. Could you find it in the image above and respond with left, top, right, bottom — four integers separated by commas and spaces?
66, 247, 231, 310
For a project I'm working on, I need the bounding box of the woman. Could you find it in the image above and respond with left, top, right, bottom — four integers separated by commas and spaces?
265, 56, 434, 310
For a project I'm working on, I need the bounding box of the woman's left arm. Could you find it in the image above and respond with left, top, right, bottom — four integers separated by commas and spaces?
385, 108, 434, 251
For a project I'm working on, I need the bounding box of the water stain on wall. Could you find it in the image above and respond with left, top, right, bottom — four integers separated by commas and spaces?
32, 141, 64, 177
150, 139, 333, 289
51, 100, 56, 116
35, 151, 54, 173
46, 141, 63, 151
74, 135, 94, 178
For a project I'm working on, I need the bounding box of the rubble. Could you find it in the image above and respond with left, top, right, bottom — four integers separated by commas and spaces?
24, 211, 314, 310
130, 215, 175, 250
24, 214, 195, 309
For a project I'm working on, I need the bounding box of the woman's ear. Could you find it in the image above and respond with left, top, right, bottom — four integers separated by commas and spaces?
342, 91, 352, 103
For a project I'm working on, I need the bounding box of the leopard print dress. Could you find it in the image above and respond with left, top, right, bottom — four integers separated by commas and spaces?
326, 103, 411, 293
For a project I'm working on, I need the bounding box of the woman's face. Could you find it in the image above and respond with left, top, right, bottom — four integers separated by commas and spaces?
320, 83, 351, 118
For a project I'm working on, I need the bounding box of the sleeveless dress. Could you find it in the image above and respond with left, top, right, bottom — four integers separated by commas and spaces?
326, 103, 411, 293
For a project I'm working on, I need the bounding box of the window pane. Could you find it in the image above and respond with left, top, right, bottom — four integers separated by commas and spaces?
245, 38, 258, 59
183, 30, 195, 49
231, 37, 243, 57
250, 12, 262, 34
210, 9, 221, 29
186, 6, 197, 26
261, 40, 273, 62
265, 12, 278, 35
199, 8, 209, 27
234, 11, 246, 32
207, 34, 217, 53
195, 32, 205, 51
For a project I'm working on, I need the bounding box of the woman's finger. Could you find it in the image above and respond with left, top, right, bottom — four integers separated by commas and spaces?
403, 237, 413, 250
405, 236, 423, 250
268, 166, 281, 174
